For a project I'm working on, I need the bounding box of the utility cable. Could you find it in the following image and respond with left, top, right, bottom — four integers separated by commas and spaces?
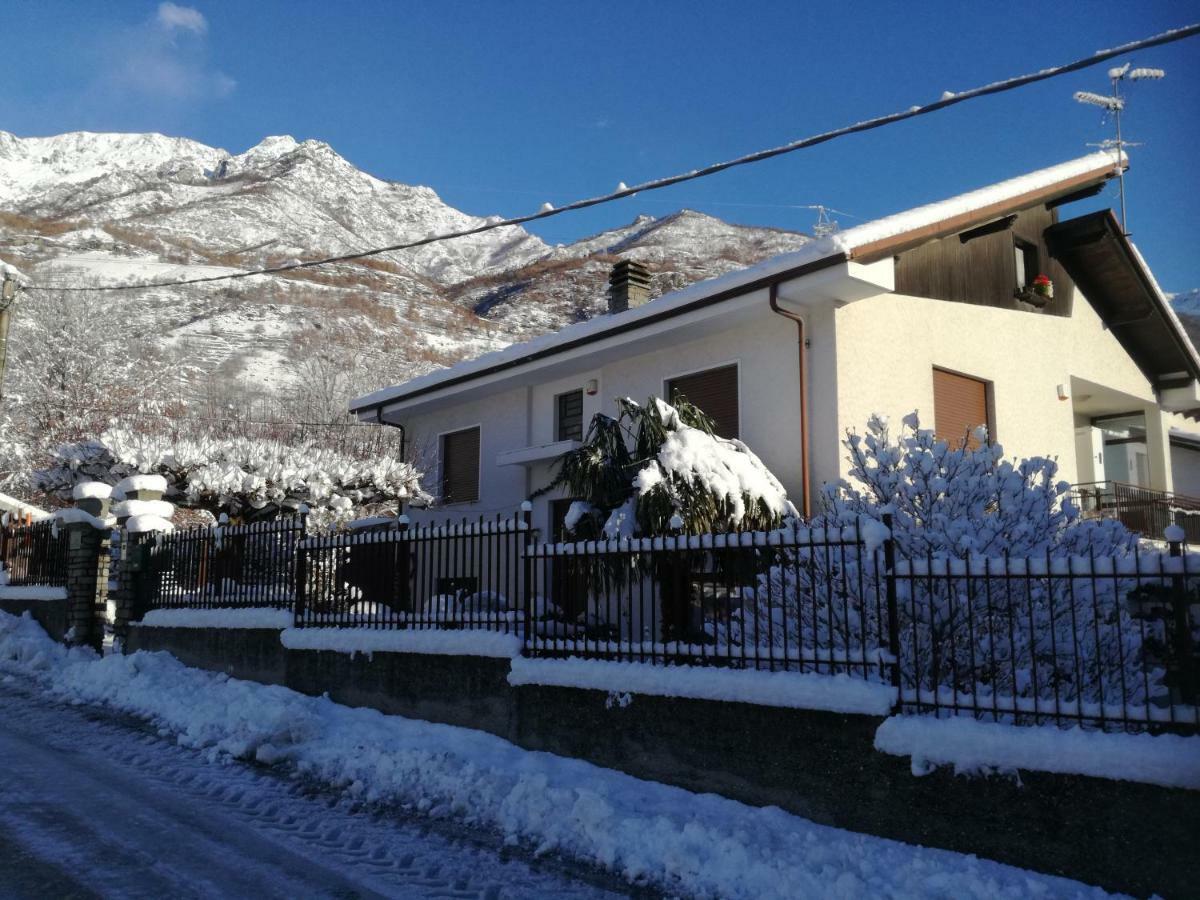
31, 22, 1200, 294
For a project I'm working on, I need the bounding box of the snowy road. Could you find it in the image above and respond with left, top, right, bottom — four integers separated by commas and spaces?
0, 683, 629, 900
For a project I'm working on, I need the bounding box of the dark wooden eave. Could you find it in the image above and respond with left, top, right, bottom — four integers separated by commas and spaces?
1045, 209, 1200, 386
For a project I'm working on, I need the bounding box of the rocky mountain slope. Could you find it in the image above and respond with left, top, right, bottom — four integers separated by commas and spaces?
0, 130, 810, 408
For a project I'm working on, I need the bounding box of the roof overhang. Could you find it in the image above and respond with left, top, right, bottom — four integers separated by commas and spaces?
357, 256, 893, 420
1044, 210, 1200, 412
351, 152, 1122, 420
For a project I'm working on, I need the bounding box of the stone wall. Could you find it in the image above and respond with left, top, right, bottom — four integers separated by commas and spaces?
0, 594, 70, 642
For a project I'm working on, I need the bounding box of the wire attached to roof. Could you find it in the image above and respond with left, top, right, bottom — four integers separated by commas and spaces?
31, 22, 1200, 294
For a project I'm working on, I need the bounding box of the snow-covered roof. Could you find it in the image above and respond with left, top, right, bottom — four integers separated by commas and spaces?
352, 151, 1125, 414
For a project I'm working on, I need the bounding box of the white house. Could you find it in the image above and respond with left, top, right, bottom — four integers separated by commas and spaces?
352, 151, 1200, 538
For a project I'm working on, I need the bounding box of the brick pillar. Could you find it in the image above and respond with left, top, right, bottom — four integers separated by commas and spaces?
111, 531, 147, 648
64, 521, 110, 654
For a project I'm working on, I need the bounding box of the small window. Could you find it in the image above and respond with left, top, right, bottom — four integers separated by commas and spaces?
556, 389, 584, 442
440, 427, 480, 504
1014, 238, 1038, 289
667, 364, 739, 437
933, 368, 992, 450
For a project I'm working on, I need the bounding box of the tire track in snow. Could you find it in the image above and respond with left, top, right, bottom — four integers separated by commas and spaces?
0, 682, 633, 899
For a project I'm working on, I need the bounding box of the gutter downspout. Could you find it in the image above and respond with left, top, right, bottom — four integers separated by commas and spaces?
769, 283, 812, 520
375, 408, 409, 515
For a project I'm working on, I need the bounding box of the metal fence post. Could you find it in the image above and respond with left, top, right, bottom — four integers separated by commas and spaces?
1167, 526, 1197, 705
882, 513, 902, 712
396, 514, 411, 614
520, 501, 534, 649
293, 528, 308, 626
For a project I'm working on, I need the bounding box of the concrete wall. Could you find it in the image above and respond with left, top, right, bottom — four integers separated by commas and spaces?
121, 624, 1198, 899
0, 596, 69, 642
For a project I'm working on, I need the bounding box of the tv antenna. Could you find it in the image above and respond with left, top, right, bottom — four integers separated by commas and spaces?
1073, 62, 1164, 233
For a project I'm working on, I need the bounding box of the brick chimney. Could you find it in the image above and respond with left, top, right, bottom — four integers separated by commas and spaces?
607, 259, 651, 313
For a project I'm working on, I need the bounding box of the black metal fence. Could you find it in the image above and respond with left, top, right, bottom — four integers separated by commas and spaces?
892, 544, 1200, 733
0, 519, 70, 587
1073, 480, 1200, 544
294, 513, 531, 632
115, 502, 1200, 735
526, 522, 892, 681
137, 516, 306, 612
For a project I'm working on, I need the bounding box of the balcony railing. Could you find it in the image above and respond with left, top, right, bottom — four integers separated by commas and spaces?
1071, 481, 1200, 544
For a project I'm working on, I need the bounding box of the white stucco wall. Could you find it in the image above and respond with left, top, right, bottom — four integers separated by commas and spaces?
399, 298, 805, 534
822, 291, 1162, 490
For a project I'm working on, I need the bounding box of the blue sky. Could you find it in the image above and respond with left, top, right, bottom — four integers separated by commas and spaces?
3, 1, 1198, 290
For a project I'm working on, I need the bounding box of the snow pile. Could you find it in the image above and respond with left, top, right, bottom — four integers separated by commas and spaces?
509, 657, 896, 715
114, 473, 168, 497
126, 514, 175, 534
875, 715, 1200, 790
53, 507, 114, 529
281, 627, 522, 659
139, 607, 293, 630
0, 585, 68, 602
71, 481, 112, 501
641, 424, 795, 524
111, 498, 175, 519
0, 609, 1121, 899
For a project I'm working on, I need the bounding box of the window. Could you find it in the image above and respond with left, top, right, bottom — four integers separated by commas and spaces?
933, 368, 991, 450
666, 364, 739, 438
440, 427, 480, 504
1014, 238, 1038, 289
556, 389, 584, 442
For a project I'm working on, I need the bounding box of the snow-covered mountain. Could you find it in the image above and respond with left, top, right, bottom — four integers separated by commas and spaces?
1168, 289, 1200, 348
0, 131, 809, 405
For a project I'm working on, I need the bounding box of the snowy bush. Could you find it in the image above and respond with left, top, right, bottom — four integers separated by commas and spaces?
34, 427, 429, 527
540, 396, 795, 539
727, 415, 1164, 715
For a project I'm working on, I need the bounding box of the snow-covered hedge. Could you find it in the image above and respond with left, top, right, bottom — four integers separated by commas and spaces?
35, 427, 429, 527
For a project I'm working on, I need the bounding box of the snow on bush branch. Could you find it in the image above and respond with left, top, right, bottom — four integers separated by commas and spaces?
727, 414, 1154, 713
34, 427, 429, 526
822, 412, 1138, 557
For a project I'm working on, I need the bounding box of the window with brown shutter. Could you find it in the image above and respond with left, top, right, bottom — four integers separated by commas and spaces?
556, 390, 584, 442
440, 427, 480, 504
933, 368, 991, 449
667, 364, 739, 438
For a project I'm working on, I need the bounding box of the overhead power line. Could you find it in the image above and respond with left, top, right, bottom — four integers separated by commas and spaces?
34, 22, 1200, 294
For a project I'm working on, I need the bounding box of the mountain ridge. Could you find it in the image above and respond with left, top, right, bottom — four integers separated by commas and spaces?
0, 130, 811, 409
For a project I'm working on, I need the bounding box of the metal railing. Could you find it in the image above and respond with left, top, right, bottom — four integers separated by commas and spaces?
526, 522, 893, 680
891, 544, 1200, 733
0, 519, 69, 587
137, 516, 307, 612
294, 512, 532, 632
1072, 480, 1200, 543
114, 502, 1200, 735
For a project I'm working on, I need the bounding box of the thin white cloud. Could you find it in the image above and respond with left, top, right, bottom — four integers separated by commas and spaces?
156, 3, 208, 36
92, 4, 233, 103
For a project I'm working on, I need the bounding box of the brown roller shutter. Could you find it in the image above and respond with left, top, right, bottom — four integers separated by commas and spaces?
933, 368, 990, 449
441, 427, 480, 503
667, 364, 739, 438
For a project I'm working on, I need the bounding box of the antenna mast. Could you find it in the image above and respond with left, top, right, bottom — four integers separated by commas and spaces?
1073, 62, 1164, 234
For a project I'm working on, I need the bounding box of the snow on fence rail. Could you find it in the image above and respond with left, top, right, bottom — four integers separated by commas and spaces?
0, 519, 69, 588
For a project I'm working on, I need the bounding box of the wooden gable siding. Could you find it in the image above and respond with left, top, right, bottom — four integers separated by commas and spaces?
893, 203, 1074, 317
